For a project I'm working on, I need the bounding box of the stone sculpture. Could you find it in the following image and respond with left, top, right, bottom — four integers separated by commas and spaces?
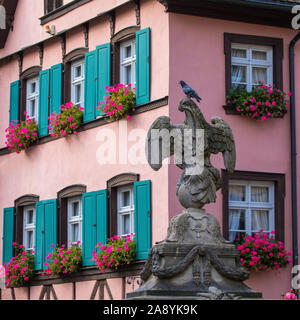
127, 96, 261, 300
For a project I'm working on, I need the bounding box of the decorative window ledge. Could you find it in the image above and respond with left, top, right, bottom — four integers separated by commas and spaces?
9, 261, 144, 288
0, 96, 168, 156
40, 0, 92, 26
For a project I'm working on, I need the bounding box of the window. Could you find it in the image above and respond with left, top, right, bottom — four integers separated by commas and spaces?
26, 76, 39, 121
45, 0, 63, 14
228, 180, 274, 241
20, 66, 42, 122
120, 39, 136, 87
57, 184, 86, 247
222, 170, 285, 241
71, 59, 85, 107
67, 196, 82, 246
107, 173, 139, 238
224, 33, 283, 99
117, 186, 135, 237
23, 205, 36, 253
231, 44, 273, 92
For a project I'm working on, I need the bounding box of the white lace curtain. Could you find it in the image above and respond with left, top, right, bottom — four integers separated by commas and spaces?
231, 48, 267, 88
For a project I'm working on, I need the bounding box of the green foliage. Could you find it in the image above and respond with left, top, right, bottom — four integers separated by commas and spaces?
91, 235, 135, 272
43, 243, 82, 276
49, 102, 83, 137
4, 243, 35, 287
226, 84, 291, 121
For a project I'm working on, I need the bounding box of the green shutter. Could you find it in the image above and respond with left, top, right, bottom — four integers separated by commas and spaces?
134, 180, 151, 260
96, 43, 111, 116
2, 207, 15, 265
84, 50, 98, 122
50, 63, 63, 116
9, 81, 20, 124
82, 189, 107, 266
38, 69, 50, 136
136, 28, 150, 105
43, 199, 57, 266
34, 199, 57, 270
35, 202, 44, 270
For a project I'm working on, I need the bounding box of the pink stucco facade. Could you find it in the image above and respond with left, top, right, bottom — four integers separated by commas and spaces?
0, 0, 299, 300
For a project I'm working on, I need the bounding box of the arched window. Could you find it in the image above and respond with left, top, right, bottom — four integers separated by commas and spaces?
63, 47, 88, 106
20, 66, 42, 122
15, 194, 40, 253
111, 26, 140, 87
107, 173, 139, 238
57, 184, 86, 247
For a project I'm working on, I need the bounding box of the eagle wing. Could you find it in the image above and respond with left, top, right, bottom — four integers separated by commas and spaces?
145, 116, 184, 171
208, 117, 236, 173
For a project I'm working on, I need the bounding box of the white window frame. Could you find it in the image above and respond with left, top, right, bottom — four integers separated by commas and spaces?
26, 76, 39, 121
23, 205, 36, 253
231, 43, 273, 92
71, 59, 85, 107
117, 185, 135, 238
228, 180, 275, 240
120, 39, 136, 88
67, 196, 82, 247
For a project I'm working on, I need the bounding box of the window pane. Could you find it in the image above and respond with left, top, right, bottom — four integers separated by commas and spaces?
252, 67, 267, 85
231, 65, 246, 83
125, 65, 131, 85
75, 84, 81, 103
229, 185, 245, 201
251, 186, 269, 202
27, 210, 34, 224
122, 191, 130, 207
72, 202, 79, 217
252, 50, 267, 60
30, 100, 35, 118
122, 215, 130, 235
31, 82, 36, 94
229, 209, 245, 230
71, 223, 79, 242
125, 46, 132, 58
27, 230, 33, 249
232, 48, 247, 58
75, 65, 82, 78
251, 210, 269, 231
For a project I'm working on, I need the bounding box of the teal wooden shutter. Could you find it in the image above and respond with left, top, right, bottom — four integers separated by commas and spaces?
96, 43, 111, 116
84, 50, 98, 122
34, 199, 57, 270
2, 207, 15, 265
134, 180, 151, 260
38, 69, 50, 136
35, 202, 44, 270
82, 189, 107, 266
43, 199, 57, 266
50, 63, 63, 115
9, 81, 20, 124
136, 28, 150, 105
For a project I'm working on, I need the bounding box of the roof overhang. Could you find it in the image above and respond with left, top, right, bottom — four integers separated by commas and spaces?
157, 0, 297, 29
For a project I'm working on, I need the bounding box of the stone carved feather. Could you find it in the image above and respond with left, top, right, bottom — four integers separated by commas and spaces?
145, 97, 236, 209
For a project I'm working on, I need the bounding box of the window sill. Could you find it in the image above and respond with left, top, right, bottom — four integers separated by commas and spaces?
9, 261, 145, 288
0, 96, 168, 157
40, 0, 92, 25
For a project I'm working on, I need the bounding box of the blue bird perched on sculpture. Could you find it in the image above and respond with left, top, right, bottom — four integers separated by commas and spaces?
179, 80, 202, 103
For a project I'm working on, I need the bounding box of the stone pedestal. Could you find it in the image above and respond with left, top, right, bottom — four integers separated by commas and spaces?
127, 208, 262, 300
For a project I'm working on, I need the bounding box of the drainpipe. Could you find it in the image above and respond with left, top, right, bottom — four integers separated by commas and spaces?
289, 31, 300, 294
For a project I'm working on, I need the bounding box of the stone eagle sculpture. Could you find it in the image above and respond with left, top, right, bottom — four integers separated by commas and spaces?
146, 97, 236, 209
